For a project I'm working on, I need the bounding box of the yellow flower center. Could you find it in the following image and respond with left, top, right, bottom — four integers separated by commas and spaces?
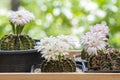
17, 14, 22, 18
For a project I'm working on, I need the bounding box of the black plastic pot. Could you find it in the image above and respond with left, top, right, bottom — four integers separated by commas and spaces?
74, 54, 120, 73
0, 40, 44, 72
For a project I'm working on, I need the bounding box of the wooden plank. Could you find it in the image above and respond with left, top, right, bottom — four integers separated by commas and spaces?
0, 73, 119, 80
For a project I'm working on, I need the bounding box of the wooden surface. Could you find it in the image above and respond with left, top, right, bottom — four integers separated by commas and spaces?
0, 73, 119, 80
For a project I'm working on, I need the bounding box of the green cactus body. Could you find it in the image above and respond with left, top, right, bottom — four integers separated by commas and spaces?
0, 34, 35, 50
41, 58, 76, 72
81, 46, 120, 71
87, 54, 112, 70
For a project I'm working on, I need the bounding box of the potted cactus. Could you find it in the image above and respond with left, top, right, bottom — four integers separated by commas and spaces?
75, 24, 120, 73
32, 35, 76, 72
0, 8, 43, 72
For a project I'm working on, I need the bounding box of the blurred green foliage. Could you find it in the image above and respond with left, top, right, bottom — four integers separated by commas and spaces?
0, 0, 120, 49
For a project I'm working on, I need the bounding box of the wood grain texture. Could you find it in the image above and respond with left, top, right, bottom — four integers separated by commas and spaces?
0, 73, 119, 80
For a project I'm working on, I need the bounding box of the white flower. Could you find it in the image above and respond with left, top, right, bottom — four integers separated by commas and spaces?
90, 24, 109, 35
57, 35, 76, 48
81, 32, 107, 55
9, 9, 35, 26
35, 36, 75, 61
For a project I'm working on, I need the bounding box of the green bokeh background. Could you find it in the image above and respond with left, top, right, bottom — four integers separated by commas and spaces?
0, 0, 120, 49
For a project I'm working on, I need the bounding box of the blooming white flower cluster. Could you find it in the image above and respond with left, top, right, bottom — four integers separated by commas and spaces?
35, 35, 75, 61
57, 35, 75, 48
81, 24, 109, 55
9, 9, 35, 26
90, 24, 109, 36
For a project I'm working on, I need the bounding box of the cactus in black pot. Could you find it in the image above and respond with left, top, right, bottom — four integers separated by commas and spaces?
0, 8, 43, 72
35, 35, 76, 72
0, 9, 35, 50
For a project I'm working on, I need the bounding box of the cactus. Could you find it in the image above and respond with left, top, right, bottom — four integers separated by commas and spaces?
81, 45, 120, 71
0, 34, 35, 50
0, 9, 36, 50
41, 58, 76, 72
80, 23, 120, 71
35, 36, 77, 72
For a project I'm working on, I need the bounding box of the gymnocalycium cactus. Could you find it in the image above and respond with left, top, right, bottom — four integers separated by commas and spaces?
80, 24, 120, 71
41, 58, 76, 72
0, 8, 35, 50
35, 35, 76, 72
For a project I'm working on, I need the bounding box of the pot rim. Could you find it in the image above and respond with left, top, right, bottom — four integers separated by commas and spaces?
0, 49, 38, 54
